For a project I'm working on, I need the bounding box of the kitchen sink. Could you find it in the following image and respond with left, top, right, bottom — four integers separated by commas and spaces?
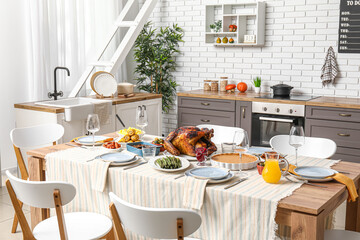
35, 97, 111, 121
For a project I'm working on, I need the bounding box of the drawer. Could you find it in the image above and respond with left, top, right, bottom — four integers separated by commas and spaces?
306, 119, 360, 149
332, 147, 360, 163
306, 106, 360, 123
178, 97, 235, 112
178, 108, 235, 127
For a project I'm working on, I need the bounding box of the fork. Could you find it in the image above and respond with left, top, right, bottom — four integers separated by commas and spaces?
285, 176, 327, 188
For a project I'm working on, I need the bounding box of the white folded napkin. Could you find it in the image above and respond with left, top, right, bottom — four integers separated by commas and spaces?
183, 176, 209, 210
91, 159, 112, 192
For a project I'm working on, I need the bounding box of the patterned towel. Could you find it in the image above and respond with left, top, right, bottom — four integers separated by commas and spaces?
91, 160, 111, 192
182, 176, 209, 210
321, 46, 339, 86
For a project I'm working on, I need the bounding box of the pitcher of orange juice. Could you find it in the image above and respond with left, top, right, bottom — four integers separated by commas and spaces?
262, 152, 289, 184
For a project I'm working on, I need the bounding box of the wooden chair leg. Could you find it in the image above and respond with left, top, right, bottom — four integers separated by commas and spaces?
109, 203, 127, 240
102, 228, 115, 240
11, 200, 23, 233
177, 218, 184, 240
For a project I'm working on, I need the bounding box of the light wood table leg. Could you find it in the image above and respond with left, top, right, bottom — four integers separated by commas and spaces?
291, 211, 325, 240
28, 156, 49, 229
346, 184, 360, 232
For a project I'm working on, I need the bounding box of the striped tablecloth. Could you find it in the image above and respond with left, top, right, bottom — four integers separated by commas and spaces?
46, 148, 339, 240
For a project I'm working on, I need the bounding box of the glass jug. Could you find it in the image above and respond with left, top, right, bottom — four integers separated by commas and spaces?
262, 152, 289, 184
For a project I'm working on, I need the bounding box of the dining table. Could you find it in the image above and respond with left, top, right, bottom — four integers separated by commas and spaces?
25, 132, 360, 240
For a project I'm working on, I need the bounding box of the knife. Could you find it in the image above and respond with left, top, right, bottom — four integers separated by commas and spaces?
123, 161, 146, 170
224, 178, 247, 190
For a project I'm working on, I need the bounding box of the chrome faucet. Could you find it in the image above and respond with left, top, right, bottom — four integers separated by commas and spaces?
48, 67, 70, 100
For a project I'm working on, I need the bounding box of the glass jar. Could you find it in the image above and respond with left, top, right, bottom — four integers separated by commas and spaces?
211, 80, 219, 91
220, 77, 228, 92
204, 80, 211, 91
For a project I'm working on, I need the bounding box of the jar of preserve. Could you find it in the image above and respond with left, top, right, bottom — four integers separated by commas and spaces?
204, 80, 211, 91
220, 77, 228, 92
211, 80, 219, 91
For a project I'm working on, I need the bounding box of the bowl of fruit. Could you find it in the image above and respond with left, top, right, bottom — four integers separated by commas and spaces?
102, 141, 122, 152
151, 138, 165, 152
117, 127, 144, 144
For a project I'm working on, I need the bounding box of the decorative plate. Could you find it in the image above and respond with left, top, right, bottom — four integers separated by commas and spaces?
294, 166, 336, 179
148, 156, 190, 172
288, 171, 337, 182
75, 136, 109, 146
188, 167, 229, 180
185, 170, 235, 184
91, 71, 117, 97
98, 152, 135, 163
95, 155, 139, 166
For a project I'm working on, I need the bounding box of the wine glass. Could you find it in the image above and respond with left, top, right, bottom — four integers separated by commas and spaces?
136, 105, 148, 132
289, 126, 305, 167
86, 114, 100, 150
233, 129, 250, 155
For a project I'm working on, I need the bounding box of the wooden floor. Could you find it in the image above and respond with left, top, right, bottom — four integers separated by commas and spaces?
0, 172, 348, 240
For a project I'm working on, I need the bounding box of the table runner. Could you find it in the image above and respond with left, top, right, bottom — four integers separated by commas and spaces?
46, 148, 339, 240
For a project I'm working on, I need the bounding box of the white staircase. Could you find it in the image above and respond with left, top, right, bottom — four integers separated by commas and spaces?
69, 0, 158, 97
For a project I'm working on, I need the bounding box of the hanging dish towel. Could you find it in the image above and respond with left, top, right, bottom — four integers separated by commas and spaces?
321, 46, 339, 86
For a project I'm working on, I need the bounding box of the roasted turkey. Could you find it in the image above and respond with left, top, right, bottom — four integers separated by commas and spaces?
164, 126, 217, 156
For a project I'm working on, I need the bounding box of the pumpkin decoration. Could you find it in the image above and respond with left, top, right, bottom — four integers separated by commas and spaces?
237, 82, 248, 93
216, 37, 221, 44
225, 84, 236, 93
222, 37, 228, 44
229, 24, 237, 32
229, 38, 234, 44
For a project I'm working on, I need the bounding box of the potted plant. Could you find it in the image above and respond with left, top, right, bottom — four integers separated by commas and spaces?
253, 77, 261, 93
134, 22, 184, 113
210, 20, 222, 33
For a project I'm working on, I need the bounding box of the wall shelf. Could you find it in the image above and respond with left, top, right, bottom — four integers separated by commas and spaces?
205, 2, 266, 47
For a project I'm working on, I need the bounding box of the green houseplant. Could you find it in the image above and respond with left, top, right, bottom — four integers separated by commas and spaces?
253, 77, 261, 93
210, 20, 222, 32
134, 22, 184, 113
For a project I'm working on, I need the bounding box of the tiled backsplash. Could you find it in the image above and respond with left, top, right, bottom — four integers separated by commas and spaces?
147, 0, 360, 134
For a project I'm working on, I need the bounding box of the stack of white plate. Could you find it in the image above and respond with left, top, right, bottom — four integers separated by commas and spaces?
96, 152, 139, 166
185, 167, 235, 183
291, 166, 338, 182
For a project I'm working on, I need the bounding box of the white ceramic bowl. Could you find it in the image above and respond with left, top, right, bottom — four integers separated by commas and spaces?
210, 153, 259, 170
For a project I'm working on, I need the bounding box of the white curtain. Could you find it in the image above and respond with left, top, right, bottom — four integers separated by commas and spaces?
26, 0, 131, 101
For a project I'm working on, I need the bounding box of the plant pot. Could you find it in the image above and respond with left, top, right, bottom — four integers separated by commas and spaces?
210, 29, 216, 33
257, 162, 264, 175
254, 87, 261, 93
270, 83, 293, 96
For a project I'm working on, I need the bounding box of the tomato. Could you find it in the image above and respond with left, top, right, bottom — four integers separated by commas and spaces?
225, 84, 236, 90
237, 82, 248, 92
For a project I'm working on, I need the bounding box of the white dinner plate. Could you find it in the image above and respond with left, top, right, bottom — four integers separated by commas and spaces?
188, 167, 229, 180
247, 147, 272, 155
95, 155, 139, 166
98, 152, 135, 163
289, 171, 337, 182
75, 136, 110, 146
149, 156, 190, 172
92, 72, 117, 97
294, 166, 336, 179
185, 170, 235, 183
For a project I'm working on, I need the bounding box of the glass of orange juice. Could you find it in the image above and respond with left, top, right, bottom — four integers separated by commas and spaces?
262, 152, 289, 184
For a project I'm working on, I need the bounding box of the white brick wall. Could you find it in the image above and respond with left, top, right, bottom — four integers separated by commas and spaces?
146, 0, 360, 135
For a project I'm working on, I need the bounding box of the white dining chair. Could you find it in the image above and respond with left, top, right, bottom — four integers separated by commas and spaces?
5, 171, 114, 240
196, 124, 244, 145
325, 229, 360, 240
9, 123, 64, 233
269, 135, 337, 159
108, 192, 202, 240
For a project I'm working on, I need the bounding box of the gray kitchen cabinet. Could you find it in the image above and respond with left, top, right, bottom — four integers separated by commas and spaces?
236, 101, 252, 143
305, 106, 360, 163
177, 96, 236, 127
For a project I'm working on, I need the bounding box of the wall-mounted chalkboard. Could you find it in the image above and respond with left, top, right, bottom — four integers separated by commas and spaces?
338, 0, 360, 53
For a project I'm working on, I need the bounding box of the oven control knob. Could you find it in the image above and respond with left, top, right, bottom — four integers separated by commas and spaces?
263, 107, 267, 111
289, 109, 293, 114
276, 108, 280, 113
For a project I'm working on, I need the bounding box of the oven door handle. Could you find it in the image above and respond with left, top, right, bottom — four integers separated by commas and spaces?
259, 116, 294, 123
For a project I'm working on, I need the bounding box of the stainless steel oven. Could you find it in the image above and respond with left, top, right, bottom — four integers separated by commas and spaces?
251, 102, 305, 147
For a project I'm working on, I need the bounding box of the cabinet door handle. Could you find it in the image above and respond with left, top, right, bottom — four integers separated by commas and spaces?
201, 102, 210, 106
339, 113, 352, 117
338, 133, 350, 137
242, 108, 245, 119
201, 119, 210, 123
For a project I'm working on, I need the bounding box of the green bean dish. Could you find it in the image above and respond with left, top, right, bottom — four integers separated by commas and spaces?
155, 156, 182, 169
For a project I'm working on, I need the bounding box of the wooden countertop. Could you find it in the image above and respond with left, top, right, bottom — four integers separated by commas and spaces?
177, 89, 360, 109
14, 93, 162, 113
